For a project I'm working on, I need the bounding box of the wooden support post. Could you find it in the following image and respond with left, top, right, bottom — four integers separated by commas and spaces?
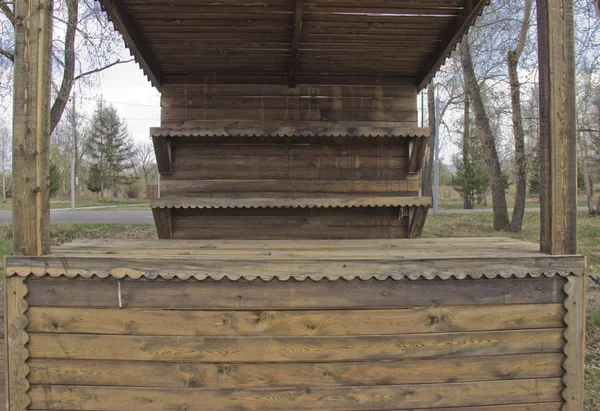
288, 0, 304, 88
537, 0, 578, 255
12, 0, 53, 256
5, 276, 30, 410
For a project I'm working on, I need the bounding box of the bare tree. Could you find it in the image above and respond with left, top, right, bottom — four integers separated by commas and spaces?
507, 0, 533, 232
0, 0, 133, 133
422, 84, 435, 198
459, 35, 510, 231
135, 141, 157, 185
0, 123, 10, 202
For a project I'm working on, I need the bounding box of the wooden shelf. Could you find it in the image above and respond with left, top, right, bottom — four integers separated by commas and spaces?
151, 122, 430, 139
151, 196, 432, 210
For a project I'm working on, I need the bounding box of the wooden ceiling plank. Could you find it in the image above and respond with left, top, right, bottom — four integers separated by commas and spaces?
101, 0, 162, 90
289, 0, 305, 88
418, 0, 488, 89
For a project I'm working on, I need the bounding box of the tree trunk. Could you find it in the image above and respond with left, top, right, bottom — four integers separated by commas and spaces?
508, 54, 527, 230
459, 37, 510, 231
462, 93, 473, 209
421, 84, 435, 197
578, 133, 595, 215
49, 0, 78, 134
508, 0, 532, 232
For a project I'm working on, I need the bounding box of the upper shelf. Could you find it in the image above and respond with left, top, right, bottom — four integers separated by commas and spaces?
151, 122, 430, 139
151, 196, 433, 210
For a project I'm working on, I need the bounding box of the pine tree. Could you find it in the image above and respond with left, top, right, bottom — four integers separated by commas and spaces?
86, 101, 136, 198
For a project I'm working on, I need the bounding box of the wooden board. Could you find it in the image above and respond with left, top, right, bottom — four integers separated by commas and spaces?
24, 276, 567, 309
26, 304, 565, 336
27, 379, 563, 410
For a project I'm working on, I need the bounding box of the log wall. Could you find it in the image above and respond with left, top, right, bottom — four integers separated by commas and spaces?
5, 271, 586, 410
159, 82, 418, 126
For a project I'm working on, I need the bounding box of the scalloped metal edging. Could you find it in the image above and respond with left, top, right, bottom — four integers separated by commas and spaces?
150, 201, 432, 210
5, 266, 577, 282
6, 276, 31, 410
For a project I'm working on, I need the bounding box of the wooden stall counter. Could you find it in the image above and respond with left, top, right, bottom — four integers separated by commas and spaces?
4, 237, 586, 410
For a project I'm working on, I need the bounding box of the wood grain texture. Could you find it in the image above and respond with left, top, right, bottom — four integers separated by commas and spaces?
25, 304, 565, 336
5, 277, 30, 410
12, 0, 53, 256
24, 276, 567, 308
537, 0, 578, 255
562, 274, 586, 410
27, 329, 564, 362
27, 378, 563, 410
27, 353, 564, 388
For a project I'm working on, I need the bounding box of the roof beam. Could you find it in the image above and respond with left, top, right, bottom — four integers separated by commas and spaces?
417, 0, 488, 90
100, 0, 162, 90
288, 0, 304, 88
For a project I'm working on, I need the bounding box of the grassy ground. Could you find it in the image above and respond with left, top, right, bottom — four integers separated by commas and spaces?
0, 198, 149, 210
0, 213, 598, 408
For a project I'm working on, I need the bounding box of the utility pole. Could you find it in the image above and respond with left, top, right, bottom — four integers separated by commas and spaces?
432, 94, 441, 214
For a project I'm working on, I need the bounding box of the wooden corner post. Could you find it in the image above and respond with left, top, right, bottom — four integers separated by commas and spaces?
12, 0, 53, 256
537, 0, 577, 255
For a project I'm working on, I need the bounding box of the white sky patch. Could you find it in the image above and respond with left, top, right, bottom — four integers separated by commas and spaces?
83, 48, 160, 144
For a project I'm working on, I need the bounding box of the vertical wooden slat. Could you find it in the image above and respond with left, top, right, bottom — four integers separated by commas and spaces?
561, 274, 586, 411
12, 0, 53, 256
537, 0, 577, 255
152, 208, 173, 239
6, 276, 30, 410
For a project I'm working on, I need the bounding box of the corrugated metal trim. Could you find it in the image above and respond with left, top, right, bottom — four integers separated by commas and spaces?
150, 197, 432, 209
5, 270, 574, 281
150, 124, 430, 139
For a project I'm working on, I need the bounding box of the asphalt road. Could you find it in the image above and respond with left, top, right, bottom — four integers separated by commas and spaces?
0, 206, 589, 226
0, 209, 154, 226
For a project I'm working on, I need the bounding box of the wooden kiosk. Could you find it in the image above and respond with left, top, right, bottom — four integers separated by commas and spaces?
5, 0, 586, 410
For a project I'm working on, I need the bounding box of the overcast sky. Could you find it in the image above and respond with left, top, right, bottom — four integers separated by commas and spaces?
86, 49, 160, 145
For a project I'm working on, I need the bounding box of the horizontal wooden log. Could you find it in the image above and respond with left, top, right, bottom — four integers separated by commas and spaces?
170, 225, 409, 239
27, 328, 564, 362
27, 378, 563, 410
170, 142, 410, 157
171, 166, 407, 181
27, 353, 564, 388
24, 276, 567, 308
160, 107, 418, 123
26, 304, 564, 336
161, 95, 416, 111
160, 179, 420, 195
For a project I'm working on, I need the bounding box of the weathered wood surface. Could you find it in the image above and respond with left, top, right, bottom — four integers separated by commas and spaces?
27, 329, 564, 362
98, 0, 488, 87
562, 275, 586, 410
12, 0, 53, 256
5, 277, 30, 410
23, 276, 569, 309
4, 239, 585, 410
27, 379, 563, 410
27, 353, 564, 388
537, 0, 578, 255
26, 304, 565, 336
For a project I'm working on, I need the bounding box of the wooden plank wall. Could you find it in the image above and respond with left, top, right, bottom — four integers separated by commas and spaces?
22, 275, 568, 410
161, 135, 418, 197
160, 83, 418, 125
170, 206, 410, 239
156, 81, 423, 239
